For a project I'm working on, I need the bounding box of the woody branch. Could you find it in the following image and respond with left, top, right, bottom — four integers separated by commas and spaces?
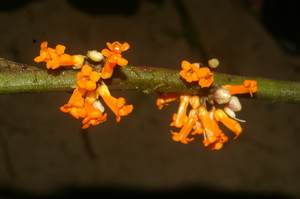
0, 57, 299, 104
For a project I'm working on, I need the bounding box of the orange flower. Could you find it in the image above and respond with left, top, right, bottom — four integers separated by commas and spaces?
76, 65, 101, 91
82, 101, 107, 129
46, 50, 74, 69
60, 88, 107, 129
223, 80, 258, 97
196, 67, 214, 87
101, 41, 130, 79
198, 106, 216, 145
179, 60, 200, 83
189, 95, 200, 108
214, 109, 242, 139
171, 108, 198, 144
34, 41, 48, 63
104, 41, 130, 54
156, 93, 180, 110
60, 88, 87, 119
179, 60, 214, 87
34, 41, 79, 69
207, 133, 228, 150
97, 84, 133, 122
60, 104, 87, 120
85, 90, 97, 104
205, 110, 227, 150
101, 54, 128, 79
208, 110, 223, 138
170, 95, 190, 128
190, 120, 203, 135
106, 54, 129, 66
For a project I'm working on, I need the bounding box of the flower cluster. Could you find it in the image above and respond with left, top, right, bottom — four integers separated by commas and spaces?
157, 59, 258, 150
34, 41, 133, 129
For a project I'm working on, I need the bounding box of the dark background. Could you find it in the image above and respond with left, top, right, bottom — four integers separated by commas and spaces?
0, 0, 299, 198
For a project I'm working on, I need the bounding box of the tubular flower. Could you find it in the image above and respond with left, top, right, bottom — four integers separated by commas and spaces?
190, 119, 203, 135
101, 54, 128, 79
198, 106, 216, 145
101, 41, 130, 79
76, 65, 101, 91
34, 41, 82, 69
208, 110, 223, 138
170, 95, 191, 128
81, 100, 107, 129
189, 95, 200, 109
223, 80, 258, 97
60, 88, 87, 119
208, 133, 228, 150
171, 108, 198, 144
34, 41, 48, 63
60, 88, 107, 129
97, 84, 133, 122
156, 93, 180, 110
205, 110, 227, 150
214, 109, 242, 139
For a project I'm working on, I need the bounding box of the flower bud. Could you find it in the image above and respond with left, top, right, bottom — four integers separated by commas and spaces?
72, 55, 85, 69
224, 96, 245, 122
191, 63, 200, 68
214, 88, 231, 104
208, 58, 219, 68
226, 96, 241, 112
87, 50, 104, 62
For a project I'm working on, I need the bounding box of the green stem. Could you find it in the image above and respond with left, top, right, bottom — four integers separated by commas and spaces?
0, 57, 299, 104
